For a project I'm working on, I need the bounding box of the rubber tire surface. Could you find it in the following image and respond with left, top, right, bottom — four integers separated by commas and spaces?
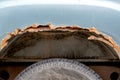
15, 59, 103, 80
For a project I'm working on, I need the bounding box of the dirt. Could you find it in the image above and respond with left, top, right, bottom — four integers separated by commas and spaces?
0, 24, 120, 59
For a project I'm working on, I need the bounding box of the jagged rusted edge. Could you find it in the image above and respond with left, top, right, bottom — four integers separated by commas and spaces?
0, 24, 120, 59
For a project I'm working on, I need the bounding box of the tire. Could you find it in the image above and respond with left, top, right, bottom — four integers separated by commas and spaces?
15, 59, 103, 80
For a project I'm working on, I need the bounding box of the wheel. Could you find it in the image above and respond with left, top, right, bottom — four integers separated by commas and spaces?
15, 59, 103, 80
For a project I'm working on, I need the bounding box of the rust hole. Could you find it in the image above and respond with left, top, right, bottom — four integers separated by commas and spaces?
110, 72, 119, 80
0, 70, 9, 80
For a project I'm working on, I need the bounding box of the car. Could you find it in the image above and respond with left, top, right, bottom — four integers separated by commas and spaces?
0, 0, 120, 80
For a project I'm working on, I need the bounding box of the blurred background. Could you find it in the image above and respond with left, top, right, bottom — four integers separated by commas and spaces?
0, 0, 120, 46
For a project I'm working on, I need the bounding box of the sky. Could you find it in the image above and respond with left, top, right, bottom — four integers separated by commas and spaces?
0, 0, 120, 45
